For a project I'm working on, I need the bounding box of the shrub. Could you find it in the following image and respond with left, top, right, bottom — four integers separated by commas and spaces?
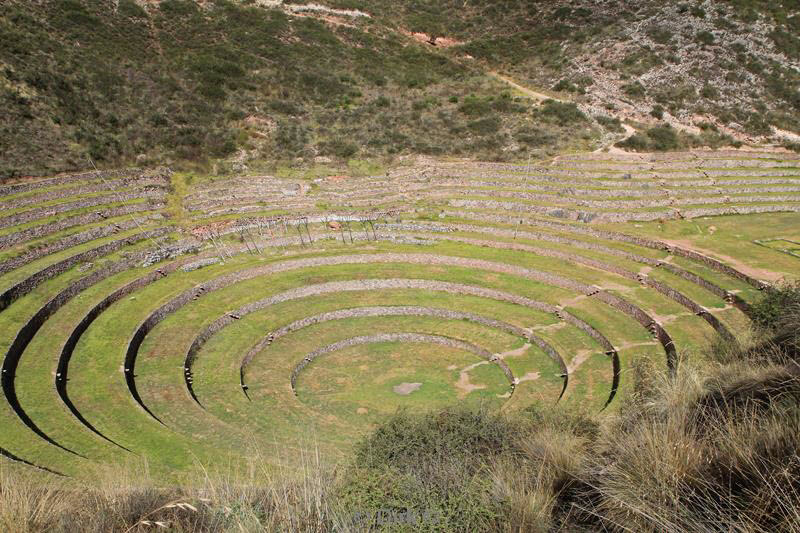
553, 79, 583, 94
537, 100, 587, 126
467, 116, 501, 135
646, 124, 680, 150
269, 100, 304, 115
622, 81, 646, 98
336, 407, 516, 531
646, 26, 674, 44
750, 281, 800, 332
701, 83, 720, 99
619, 48, 663, 76
650, 105, 665, 119
783, 141, 800, 153
275, 120, 308, 154
617, 133, 650, 151
594, 114, 623, 133
320, 139, 358, 158
771, 28, 800, 59
515, 126, 555, 147
697, 30, 715, 45
458, 95, 491, 117
745, 112, 773, 135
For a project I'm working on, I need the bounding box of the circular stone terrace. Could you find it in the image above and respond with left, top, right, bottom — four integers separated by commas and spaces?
0, 151, 798, 478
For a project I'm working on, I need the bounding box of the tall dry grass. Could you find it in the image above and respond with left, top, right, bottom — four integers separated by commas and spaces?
0, 446, 345, 532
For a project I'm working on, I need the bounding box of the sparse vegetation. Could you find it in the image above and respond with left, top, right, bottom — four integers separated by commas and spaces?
3, 0, 800, 178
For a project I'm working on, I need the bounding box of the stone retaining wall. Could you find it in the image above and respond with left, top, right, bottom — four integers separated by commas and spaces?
374, 224, 734, 338
429, 169, 800, 189
0, 445, 63, 476
0, 168, 141, 197
0, 201, 166, 249
436, 178, 800, 196
0, 214, 164, 276
0, 227, 171, 312
555, 150, 800, 162
181, 277, 566, 379
454, 189, 800, 210
229, 306, 566, 401
1, 246, 164, 454
126, 250, 651, 360
444, 209, 766, 289
593, 290, 677, 371
0, 176, 170, 212
56, 252, 200, 443
181, 258, 220, 272
0, 189, 167, 230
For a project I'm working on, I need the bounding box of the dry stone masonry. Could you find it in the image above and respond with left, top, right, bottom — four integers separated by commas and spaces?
0, 151, 792, 474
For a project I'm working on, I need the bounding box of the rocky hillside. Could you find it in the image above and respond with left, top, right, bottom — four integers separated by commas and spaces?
1, 0, 798, 178
357, 1, 800, 143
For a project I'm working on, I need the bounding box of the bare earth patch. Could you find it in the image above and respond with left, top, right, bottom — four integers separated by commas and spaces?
454, 361, 489, 398
393, 382, 422, 395
518, 371, 541, 383
495, 344, 530, 360
659, 238, 784, 281
567, 349, 595, 374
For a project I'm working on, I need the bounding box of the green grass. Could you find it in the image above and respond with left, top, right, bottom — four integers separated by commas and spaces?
607, 212, 800, 280
2, 153, 799, 483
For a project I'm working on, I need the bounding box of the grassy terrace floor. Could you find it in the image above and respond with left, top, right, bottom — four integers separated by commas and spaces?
0, 152, 798, 480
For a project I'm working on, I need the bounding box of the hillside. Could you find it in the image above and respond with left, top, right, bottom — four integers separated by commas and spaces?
360, 0, 800, 144
0, 0, 598, 178
2, 0, 799, 179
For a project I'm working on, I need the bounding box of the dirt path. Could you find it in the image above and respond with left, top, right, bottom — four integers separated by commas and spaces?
658, 238, 786, 282
489, 72, 560, 102
454, 360, 488, 398
567, 349, 595, 374
489, 71, 639, 153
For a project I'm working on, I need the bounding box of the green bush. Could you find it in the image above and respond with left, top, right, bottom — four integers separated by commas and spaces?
701, 83, 720, 99
458, 95, 492, 117
515, 125, 555, 147
619, 48, 663, 76
770, 28, 800, 59
553, 78, 584, 94
690, 5, 706, 18
336, 407, 515, 531
696, 30, 715, 45
646, 124, 680, 150
750, 281, 800, 332
275, 120, 308, 155
594, 114, 624, 133
617, 133, 650, 151
783, 141, 800, 153
646, 25, 673, 44
622, 81, 646, 98
650, 105, 665, 119
537, 100, 587, 126
467, 116, 501, 135
321, 139, 358, 159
